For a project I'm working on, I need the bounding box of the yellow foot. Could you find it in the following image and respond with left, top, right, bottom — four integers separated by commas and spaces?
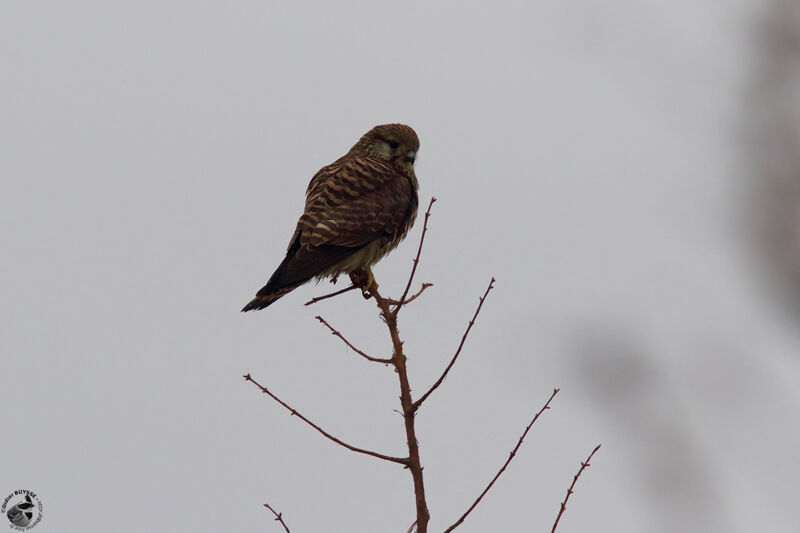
349, 268, 378, 298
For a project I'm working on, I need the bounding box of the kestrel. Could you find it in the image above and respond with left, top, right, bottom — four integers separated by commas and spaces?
242, 124, 420, 312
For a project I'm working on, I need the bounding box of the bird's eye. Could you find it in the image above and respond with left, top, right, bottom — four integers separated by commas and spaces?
388, 140, 400, 150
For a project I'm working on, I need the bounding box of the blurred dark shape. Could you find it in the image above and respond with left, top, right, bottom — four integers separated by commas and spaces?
743, 0, 800, 319
570, 326, 651, 405
570, 326, 723, 533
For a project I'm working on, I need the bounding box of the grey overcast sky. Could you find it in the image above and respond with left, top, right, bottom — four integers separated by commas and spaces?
3, 1, 799, 532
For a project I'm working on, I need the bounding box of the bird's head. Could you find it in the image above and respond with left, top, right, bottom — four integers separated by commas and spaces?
351, 123, 420, 175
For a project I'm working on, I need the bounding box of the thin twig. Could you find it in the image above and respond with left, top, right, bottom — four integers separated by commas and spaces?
304, 284, 359, 306
315, 316, 392, 363
386, 283, 433, 306
244, 373, 408, 465
393, 197, 436, 315
551, 444, 602, 533
413, 278, 495, 411
443, 388, 560, 533
263, 503, 291, 533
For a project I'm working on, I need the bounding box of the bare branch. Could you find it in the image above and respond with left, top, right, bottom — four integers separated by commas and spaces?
370, 287, 431, 532
386, 283, 433, 307
551, 444, 602, 533
243, 373, 408, 465
393, 197, 437, 314
315, 316, 392, 364
304, 284, 359, 306
413, 278, 495, 411
443, 388, 560, 533
263, 503, 291, 533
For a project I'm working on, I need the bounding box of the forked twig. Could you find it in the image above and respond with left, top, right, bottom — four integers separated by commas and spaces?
551, 444, 602, 533
305, 284, 359, 306
264, 503, 291, 533
315, 316, 392, 363
413, 278, 495, 411
442, 388, 560, 533
386, 283, 433, 306
393, 197, 436, 314
244, 374, 408, 465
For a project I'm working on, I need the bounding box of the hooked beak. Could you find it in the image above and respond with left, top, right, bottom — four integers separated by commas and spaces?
405, 151, 416, 164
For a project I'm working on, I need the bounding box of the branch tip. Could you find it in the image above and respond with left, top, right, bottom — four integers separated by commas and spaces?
414, 277, 496, 410
305, 284, 359, 306
264, 503, 291, 533
245, 373, 406, 464
315, 315, 392, 363
394, 197, 437, 313
551, 444, 602, 533
443, 388, 559, 533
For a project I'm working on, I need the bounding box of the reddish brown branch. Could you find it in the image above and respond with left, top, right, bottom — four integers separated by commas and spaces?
244, 373, 408, 465
443, 388, 560, 533
551, 444, 601, 533
304, 284, 359, 306
315, 316, 392, 363
413, 278, 495, 411
386, 282, 433, 307
263, 503, 291, 533
393, 197, 436, 314
371, 288, 431, 532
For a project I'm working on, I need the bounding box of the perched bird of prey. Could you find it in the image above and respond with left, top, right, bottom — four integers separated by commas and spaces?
242, 124, 420, 312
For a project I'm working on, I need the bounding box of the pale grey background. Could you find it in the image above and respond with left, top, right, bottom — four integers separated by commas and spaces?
3, 1, 799, 532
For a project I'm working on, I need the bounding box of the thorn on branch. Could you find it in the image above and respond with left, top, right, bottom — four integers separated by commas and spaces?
264, 503, 291, 533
